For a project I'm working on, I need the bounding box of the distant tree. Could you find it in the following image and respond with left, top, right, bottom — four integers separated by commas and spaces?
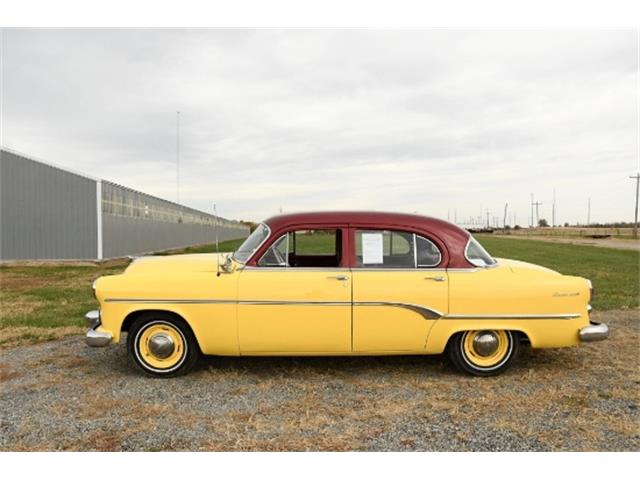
538, 218, 549, 227
564, 222, 570, 227
514, 225, 522, 230
240, 221, 259, 232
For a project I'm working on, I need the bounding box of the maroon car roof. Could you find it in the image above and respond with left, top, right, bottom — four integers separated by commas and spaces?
260, 211, 473, 268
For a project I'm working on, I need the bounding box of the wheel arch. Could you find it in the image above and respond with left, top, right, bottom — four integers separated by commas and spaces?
426, 321, 533, 354
443, 328, 530, 349
121, 309, 202, 353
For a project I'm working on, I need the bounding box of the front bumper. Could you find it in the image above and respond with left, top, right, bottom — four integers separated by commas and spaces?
579, 322, 609, 342
85, 310, 112, 347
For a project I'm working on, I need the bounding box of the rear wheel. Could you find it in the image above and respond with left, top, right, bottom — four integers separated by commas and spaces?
127, 313, 199, 377
448, 330, 519, 376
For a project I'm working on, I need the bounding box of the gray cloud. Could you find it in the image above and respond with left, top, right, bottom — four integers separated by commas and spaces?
1, 29, 637, 225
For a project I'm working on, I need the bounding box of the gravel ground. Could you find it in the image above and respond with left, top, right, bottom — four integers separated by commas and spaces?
1, 310, 638, 451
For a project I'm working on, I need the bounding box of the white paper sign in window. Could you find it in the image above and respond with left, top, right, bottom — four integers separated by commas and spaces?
362, 233, 384, 264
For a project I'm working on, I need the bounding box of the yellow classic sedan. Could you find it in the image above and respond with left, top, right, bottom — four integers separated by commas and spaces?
86, 211, 608, 377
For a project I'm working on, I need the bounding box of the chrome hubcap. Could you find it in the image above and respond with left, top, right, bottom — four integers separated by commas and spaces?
473, 331, 499, 357
148, 333, 175, 359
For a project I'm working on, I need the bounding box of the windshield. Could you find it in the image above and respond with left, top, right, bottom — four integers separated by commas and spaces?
464, 236, 497, 267
233, 223, 271, 264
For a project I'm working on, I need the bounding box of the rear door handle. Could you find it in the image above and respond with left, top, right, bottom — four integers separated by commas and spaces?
328, 275, 349, 281
424, 276, 446, 282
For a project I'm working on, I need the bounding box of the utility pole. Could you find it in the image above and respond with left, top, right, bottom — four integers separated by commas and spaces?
631, 173, 640, 239
552, 187, 556, 227
533, 200, 543, 226
486, 210, 490, 228
176, 111, 180, 204
503, 203, 508, 228
587, 197, 591, 225
530, 193, 534, 228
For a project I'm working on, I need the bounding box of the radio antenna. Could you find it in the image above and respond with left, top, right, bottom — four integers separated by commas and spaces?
214, 203, 221, 276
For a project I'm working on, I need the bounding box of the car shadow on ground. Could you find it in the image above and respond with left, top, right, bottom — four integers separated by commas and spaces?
100, 333, 580, 379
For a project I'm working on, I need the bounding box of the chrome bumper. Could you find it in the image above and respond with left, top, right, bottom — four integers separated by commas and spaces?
86, 328, 113, 347
85, 310, 112, 347
579, 322, 609, 342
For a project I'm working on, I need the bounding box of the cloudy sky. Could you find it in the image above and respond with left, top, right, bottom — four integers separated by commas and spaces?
1, 29, 638, 225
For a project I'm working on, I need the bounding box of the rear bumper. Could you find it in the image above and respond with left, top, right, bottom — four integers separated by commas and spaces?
579, 322, 609, 342
85, 309, 112, 347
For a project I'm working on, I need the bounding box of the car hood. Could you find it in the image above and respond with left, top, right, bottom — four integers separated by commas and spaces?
495, 258, 560, 276
124, 253, 232, 274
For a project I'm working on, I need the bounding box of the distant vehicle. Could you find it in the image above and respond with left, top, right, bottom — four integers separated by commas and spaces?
85, 211, 608, 377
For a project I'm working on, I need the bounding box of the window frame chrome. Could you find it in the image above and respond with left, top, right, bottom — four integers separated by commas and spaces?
463, 236, 498, 268
415, 233, 442, 268
257, 231, 290, 267
233, 223, 272, 265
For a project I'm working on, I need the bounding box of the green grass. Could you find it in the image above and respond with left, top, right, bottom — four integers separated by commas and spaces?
476, 234, 640, 311
1, 235, 637, 345
152, 239, 245, 255
0, 264, 126, 330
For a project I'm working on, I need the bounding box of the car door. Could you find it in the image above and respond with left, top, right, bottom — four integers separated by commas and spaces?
237, 226, 352, 354
351, 228, 449, 352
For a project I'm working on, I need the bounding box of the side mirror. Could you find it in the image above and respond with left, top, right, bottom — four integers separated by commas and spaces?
220, 254, 234, 273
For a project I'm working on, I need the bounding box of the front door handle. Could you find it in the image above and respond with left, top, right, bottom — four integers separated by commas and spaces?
328, 275, 349, 281
424, 276, 446, 282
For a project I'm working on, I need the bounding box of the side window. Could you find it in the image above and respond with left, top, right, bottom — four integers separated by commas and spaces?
416, 236, 442, 267
257, 234, 290, 267
355, 230, 441, 268
258, 229, 342, 268
355, 230, 415, 268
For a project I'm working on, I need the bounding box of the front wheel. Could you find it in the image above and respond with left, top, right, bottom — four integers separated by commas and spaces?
127, 313, 199, 377
447, 330, 519, 376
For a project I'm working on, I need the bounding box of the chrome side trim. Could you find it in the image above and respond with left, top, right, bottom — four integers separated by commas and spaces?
242, 300, 350, 306
105, 298, 350, 306
444, 313, 581, 320
355, 302, 443, 320
103, 298, 580, 320
105, 298, 235, 304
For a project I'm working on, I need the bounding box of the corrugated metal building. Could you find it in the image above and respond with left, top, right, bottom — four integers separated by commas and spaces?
0, 148, 249, 260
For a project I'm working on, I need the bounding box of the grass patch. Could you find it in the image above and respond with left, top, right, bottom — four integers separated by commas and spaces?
0, 263, 127, 333
152, 239, 244, 255
476, 234, 640, 310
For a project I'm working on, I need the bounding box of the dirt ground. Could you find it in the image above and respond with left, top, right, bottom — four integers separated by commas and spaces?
1, 310, 638, 451
493, 234, 640, 251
